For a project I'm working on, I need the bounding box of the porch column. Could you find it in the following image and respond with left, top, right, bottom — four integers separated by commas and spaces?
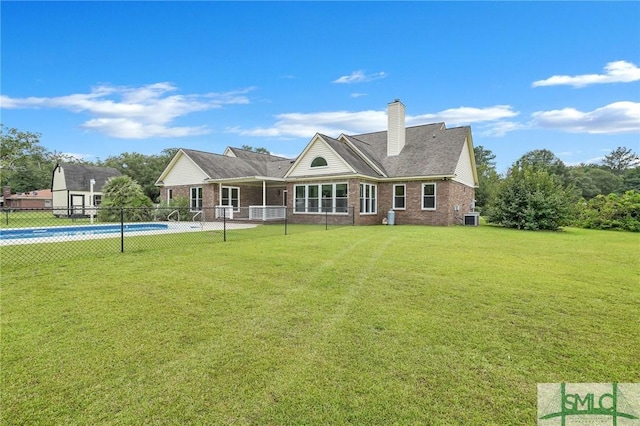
262, 180, 267, 221
262, 181, 267, 207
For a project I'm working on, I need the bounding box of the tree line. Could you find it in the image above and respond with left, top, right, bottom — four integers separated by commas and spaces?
2, 124, 638, 231
1, 124, 178, 203
475, 145, 639, 231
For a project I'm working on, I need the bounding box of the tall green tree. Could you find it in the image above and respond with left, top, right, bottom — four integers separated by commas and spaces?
568, 165, 622, 199
473, 145, 501, 210
601, 147, 639, 175
99, 150, 174, 203
0, 125, 80, 192
621, 167, 640, 192
241, 145, 271, 154
515, 149, 569, 186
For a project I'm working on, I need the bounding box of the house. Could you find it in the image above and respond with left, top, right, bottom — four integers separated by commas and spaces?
51, 163, 121, 217
156, 100, 479, 226
1, 186, 52, 209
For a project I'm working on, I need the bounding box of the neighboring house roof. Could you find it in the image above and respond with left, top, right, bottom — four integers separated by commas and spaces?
54, 163, 122, 191
5, 189, 53, 200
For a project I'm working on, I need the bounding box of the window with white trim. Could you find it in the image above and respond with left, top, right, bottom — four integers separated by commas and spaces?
422, 183, 436, 210
294, 183, 348, 214
190, 187, 202, 211
360, 183, 377, 214
167, 189, 173, 204
221, 186, 239, 211
393, 184, 406, 210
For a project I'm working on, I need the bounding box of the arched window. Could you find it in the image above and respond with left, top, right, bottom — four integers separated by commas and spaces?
311, 157, 328, 167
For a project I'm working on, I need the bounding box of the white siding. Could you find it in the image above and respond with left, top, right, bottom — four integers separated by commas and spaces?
287, 138, 353, 177
452, 138, 477, 187
52, 167, 66, 191
52, 166, 67, 208
163, 154, 209, 185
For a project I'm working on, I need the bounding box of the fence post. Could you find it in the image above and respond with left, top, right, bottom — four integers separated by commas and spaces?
284, 208, 288, 236
120, 208, 124, 253
325, 209, 328, 230
223, 207, 227, 242
4, 209, 8, 226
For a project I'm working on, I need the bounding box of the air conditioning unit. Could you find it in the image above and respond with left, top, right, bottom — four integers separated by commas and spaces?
463, 212, 479, 226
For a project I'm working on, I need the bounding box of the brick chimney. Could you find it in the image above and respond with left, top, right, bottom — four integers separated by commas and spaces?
387, 99, 406, 156
3, 186, 11, 201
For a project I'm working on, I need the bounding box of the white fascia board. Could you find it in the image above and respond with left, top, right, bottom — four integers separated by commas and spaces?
285, 173, 456, 183
155, 149, 211, 186
222, 147, 236, 157
284, 134, 357, 178
204, 176, 286, 184
381, 175, 456, 182
155, 148, 186, 185
466, 132, 480, 187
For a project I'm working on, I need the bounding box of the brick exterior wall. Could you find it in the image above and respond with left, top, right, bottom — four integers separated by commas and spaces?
284, 178, 475, 226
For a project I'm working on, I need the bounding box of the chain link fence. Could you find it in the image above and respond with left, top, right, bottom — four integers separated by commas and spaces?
1, 206, 354, 270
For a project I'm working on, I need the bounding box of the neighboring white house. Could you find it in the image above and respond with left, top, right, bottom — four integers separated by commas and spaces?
51, 163, 121, 217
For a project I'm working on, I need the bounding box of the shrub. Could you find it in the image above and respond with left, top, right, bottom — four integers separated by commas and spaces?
97, 175, 153, 222
574, 190, 640, 232
486, 164, 574, 231
153, 196, 195, 221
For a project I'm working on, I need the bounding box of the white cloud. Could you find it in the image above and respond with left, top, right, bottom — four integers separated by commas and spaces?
532, 60, 640, 88
350, 93, 368, 98
333, 70, 387, 84
531, 101, 640, 134
407, 105, 519, 126
228, 105, 521, 139
0, 83, 253, 139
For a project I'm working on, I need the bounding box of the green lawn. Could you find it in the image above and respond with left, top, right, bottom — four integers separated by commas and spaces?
1, 225, 638, 424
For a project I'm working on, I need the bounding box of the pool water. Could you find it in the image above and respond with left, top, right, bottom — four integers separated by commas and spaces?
0, 223, 169, 240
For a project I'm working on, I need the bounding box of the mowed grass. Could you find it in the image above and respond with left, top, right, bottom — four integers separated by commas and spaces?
1, 225, 638, 424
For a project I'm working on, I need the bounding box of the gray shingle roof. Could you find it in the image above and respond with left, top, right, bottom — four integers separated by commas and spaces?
172, 122, 469, 182
344, 123, 469, 178
320, 135, 383, 177
56, 163, 121, 191
182, 148, 293, 180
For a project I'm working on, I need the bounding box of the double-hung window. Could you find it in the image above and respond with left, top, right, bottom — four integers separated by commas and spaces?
190, 187, 203, 211
221, 186, 239, 211
422, 183, 436, 210
294, 183, 348, 214
393, 184, 406, 210
360, 183, 377, 214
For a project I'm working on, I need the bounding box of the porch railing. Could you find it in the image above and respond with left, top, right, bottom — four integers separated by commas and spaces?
249, 205, 286, 221
215, 206, 234, 219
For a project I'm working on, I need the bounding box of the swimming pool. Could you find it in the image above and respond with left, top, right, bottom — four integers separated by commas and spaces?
0, 223, 169, 242
0, 222, 257, 246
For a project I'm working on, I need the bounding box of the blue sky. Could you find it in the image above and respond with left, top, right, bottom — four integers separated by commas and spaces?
1, 1, 639, 173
